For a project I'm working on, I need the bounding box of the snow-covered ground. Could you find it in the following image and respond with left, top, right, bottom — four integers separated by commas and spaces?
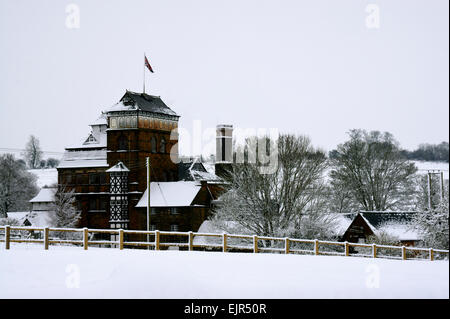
0, 244, 448, 299
413, 160, 449, 180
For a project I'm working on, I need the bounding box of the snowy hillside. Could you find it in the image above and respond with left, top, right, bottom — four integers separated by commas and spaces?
0, 244, 448, 298
28, 168, 58, 188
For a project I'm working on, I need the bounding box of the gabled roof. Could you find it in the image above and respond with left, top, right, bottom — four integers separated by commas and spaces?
29, 187, 56, 203
136, 181, 202, 207
348, 212, 420, 241
106, 161, 130, 173
178, 159, 221, 182
359, 211, 417, 229
107, 91, 179, 117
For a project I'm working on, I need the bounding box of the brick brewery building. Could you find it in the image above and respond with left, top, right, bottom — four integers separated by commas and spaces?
57, 90, 228, 239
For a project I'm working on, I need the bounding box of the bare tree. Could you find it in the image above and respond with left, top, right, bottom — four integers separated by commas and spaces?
212, 134, 336, 241
0, 154, 38, 217
23, 135, 43, 169
329, 130, 418, 211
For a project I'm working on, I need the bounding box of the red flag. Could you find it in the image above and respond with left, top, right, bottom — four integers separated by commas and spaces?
144, 55, 154, 73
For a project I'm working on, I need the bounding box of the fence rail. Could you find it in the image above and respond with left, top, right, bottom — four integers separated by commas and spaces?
0, 225, 448, 262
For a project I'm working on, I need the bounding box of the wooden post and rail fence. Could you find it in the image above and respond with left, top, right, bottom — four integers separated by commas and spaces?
0, 225, 448, 262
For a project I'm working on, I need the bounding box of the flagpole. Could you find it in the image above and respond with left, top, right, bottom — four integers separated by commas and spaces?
143, 53, 146, 94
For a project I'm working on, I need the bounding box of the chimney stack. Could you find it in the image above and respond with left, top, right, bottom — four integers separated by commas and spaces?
215, 124, 233, 179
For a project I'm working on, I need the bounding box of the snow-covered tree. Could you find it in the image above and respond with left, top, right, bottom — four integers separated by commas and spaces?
50, 185, 80, 228
212, 134, 337, 241
411, 192, 449, 250
0, 154, 38, 217
23, 135, 43, 169
329, 130, 418, 211
46, 158, 60, 168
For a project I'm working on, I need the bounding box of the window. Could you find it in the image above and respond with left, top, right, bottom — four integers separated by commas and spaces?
151, 136, 157, 153
170, 207, 179, 215
99, 173, 106, 184
99, 199, 107, 211
89, 198, 97, 211
118, 135, 128, 150
89, 173, 99, 185
150, 224, 157, 231
160, 137, 166, 153
151, 208, 157, 215
65, 174, 73, 184
76, 174, 87, 185
170, 224, 179, 232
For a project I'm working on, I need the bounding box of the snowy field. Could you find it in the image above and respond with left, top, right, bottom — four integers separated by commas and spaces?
28, 168, 58, 188
0, 244, 448, 299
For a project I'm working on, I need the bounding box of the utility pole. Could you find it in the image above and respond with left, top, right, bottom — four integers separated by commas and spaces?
146, 157, 151, 249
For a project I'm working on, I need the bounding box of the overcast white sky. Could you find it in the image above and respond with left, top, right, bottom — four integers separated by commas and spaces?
0, 0, 448, 158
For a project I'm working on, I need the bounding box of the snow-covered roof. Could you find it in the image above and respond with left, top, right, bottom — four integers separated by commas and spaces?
178, 159, 221, 182
352, 212, 421, 241
90, 114, 108, 126
106, 91, 179, 117
106, 161, 130, 173
375, 223, 420, 241
135, 181, 202, 207
58, 149, 108, 169
331, 213, 356, 236
29, 187, 56, 203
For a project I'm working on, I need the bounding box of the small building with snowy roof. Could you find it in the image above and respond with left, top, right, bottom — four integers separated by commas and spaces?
135, 181, 220, 232
29, 186, 56, 211
341, 211, 421, 246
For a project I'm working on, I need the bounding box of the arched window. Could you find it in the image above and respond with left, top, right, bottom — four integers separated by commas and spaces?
160, 137, 166, 153
118, 135, 128, 150
151, 136, 157, 153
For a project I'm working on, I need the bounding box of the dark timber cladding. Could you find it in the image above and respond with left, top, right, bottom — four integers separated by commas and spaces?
106, 91, 180, 231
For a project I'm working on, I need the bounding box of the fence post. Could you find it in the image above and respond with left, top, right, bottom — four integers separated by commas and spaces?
44, 227, 49, 250
314, 239, 319, 255
429, 248, 434, 261
285, 238, 290, 255
372, 244, 377, 258
344, 241, 349, 256
253, 235, 258, 253
188, 231, 193, 251
5, 225, 10, 250
402, 246, 406, 260
155, 230, 160, 250
83, 228, 88, 250
119, 229, 124, 250
223, 233, 228, 253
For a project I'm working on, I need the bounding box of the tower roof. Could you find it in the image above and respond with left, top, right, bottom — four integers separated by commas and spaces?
106, 161, 130, 173
107, 90, 179, 117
